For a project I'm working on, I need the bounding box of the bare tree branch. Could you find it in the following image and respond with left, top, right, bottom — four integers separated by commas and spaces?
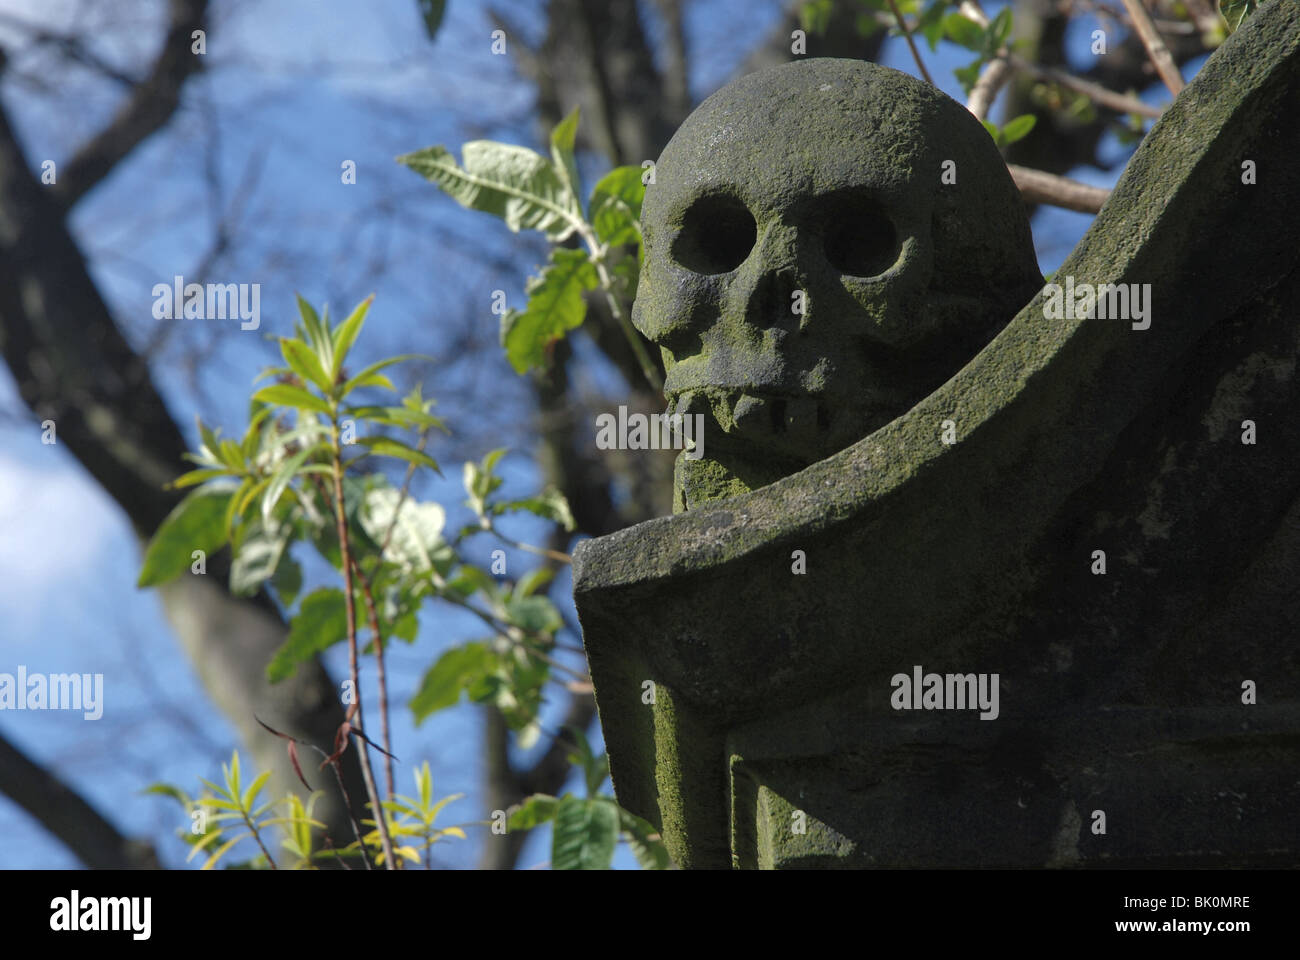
1119, 0, 1186, 95
0, 731, 159, 869
1008, 163, 1110, 213
52, 0, 209, 212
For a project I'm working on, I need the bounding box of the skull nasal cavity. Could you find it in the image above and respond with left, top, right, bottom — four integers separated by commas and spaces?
823, 199, 897, 277
672, 194, 756, 275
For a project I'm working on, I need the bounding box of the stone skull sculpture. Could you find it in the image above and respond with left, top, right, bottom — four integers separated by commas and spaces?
632, 58, 1043, 510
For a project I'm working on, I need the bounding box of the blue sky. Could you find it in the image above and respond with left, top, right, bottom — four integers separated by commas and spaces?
0, 0, 1183, 869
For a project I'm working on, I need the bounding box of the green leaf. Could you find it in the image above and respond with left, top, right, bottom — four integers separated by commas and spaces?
166, 467, 230, 490
410, 643, 494, 723
281, 338, 333, 393
514, 566, 554, 599
416, 761, 432, 811
397, 141, 584, 241
588, 165, 645, 247
943, 11, 984, 50
989, 6, 1013, 50
241, 770, 272, 812
353, 436, 440, 473
501, 248, 598, 374
267, 589, 351, 683
338, 355, 419, 399
504, 595, 562, 635
202, 834, 247, 871
252, 384, 332, 417
918, 0, 948, 51
196, 416, 222, 465
141, 783, 191, 806
262, 443, 320, 529
495, 487, 576, 531
565, 727, 609, 797
618, 807, 672, 869
295, 296, 333, 373
330, 295, 374, 381
225, 750, 242, 802
392, 610, 419, 642
347, 404, 445, 431
416, 0, 447, 40
240, 405, 272, 460
138, 487, 235, 587
552, 796, 619, 870
295, 294, 322, 341
954, 57, 983, 96
549, 107, 582, 218
463, 448, 507, 516
508, 793, 560, 831
234, 476, 271, 524
230, 526, 289, 597
269, 554, 302, 607
217, 439, 245, 472
1220, 0, 1257, 32
443, 564, 497, 602
799, 0, 833, 34
1001, 113, 1037, 145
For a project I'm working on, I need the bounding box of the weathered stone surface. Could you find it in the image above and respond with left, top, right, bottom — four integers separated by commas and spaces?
632, 58, 1042, 509
576, 0, 1300, 868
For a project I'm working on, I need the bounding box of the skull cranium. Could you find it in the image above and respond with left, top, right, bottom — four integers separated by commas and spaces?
632, 59, 1042, 510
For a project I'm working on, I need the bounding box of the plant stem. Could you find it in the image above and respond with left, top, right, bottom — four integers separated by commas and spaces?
350, 555, 396, 800
487, 525, 571, 564
329, 410, 397, 870
1119, 0, 1185, 96
240, 809, 277, 870
581, 228, 662, 392
887, 0, 934, 86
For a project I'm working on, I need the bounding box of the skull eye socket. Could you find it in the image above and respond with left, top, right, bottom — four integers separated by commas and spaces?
671, 194, 756, 274
823, 197, 897, 277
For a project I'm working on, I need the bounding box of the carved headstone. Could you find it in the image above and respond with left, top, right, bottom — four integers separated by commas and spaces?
576, 2, 1300, 868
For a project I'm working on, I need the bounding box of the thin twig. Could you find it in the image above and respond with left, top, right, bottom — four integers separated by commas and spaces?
377, 429, 432, 559
886, 0, 934, 85
318, 751, 371, 870
255, 716, 372, 870
1008, 53, 1163, 119
349, 555, 397, 800
307, 469, 400, 821
580, 227, 662, 392
1119, 0, 1185, 95
430, 575, 592, 683
487, 526, 572, 564
888, 2, 1162, 120
239, 807, 278, 870
329, 412, 397, 870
